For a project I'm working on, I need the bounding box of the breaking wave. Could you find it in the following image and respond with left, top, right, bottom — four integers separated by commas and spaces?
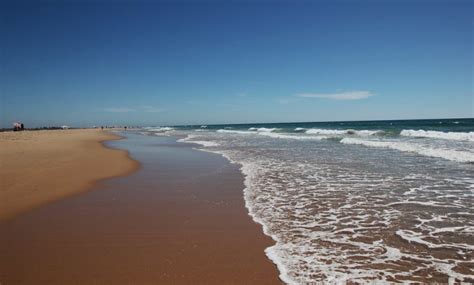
217, 129, 255, 135
340, 138, 474, 163
248, 127, 278, 132
177, 135, 219, 147
217, 129, 325, 140
305, 128, 383, 136
400, 129, 474, 142
144, 127, 175, 132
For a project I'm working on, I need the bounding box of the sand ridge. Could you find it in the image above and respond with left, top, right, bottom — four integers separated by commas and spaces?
0, 129, 139, 223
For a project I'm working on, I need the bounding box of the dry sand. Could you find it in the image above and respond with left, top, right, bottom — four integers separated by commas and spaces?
0, 129, 139, 223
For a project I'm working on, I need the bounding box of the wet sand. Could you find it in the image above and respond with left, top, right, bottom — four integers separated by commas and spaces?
0, 133, 281, 284
0, 129, 139, 223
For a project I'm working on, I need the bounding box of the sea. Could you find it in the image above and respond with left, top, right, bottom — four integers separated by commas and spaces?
138, 118, 474, 284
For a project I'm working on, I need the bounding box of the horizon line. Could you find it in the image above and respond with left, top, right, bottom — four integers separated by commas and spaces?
3, 116, 472, 129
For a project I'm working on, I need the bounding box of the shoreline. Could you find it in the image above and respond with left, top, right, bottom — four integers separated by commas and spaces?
0, 132, 281, 284
180, 140, 286, 282
0, 129, 139, 223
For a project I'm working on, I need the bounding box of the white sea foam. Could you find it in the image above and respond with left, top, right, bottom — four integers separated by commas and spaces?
258, 132, 327, 140
218, 128, 384, 140
158, 127, 474, 283
145, 127, 174, 132
249, 127, 278, 132
305, 128, 383, 136
305, 128, 346, 135
400, 129, 474, 142
388, 201, 459, 208
177, 135, 219, 147
187, 140, 219, 147
349, 129, 384, 136
216, 129, 255, 135
340, 138, 474, 163
218, 128, 325, 140
396, 229, 474, 250
230, 153, 474, 283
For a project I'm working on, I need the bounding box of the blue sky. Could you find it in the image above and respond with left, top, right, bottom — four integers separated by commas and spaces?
1, 0, 472, 127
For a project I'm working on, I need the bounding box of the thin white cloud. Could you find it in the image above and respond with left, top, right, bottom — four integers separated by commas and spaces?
102, 107, 136, 112
296, 91, 374, 101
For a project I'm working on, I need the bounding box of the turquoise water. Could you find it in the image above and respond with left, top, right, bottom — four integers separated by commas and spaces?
140, 118, 473, 283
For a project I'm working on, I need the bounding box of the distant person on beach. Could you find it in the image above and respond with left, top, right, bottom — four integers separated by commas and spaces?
101, 126, 104, 130
13, 122, 21, 131
21, 123, 24, 130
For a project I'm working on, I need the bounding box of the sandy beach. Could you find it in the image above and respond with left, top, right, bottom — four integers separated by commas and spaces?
0, 132, 280, 284
0, 129, 139, 223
